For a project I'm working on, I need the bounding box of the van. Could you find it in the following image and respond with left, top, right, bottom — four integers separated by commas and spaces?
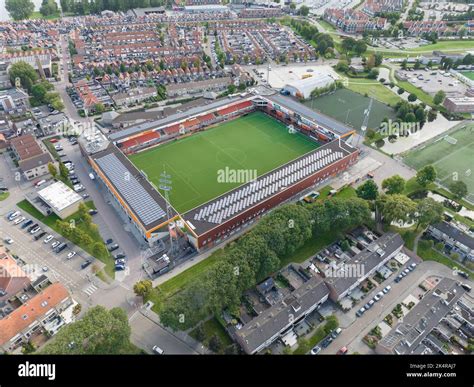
461, 283, 471, 292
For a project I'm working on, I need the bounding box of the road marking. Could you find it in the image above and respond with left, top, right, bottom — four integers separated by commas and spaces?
83, 284, 98, 296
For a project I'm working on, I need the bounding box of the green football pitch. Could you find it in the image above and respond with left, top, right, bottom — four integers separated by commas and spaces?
403, 124, 474, 202
129, 111, 318, 213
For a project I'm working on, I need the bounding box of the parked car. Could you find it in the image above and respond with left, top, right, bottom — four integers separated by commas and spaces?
457, 271, 469, 279
56, 243, 68, 253
152, 345, 164, 355
108, 243, 119, 252
356, 307, 365, 317
321, 336, 333, 348
21, 219, 33, 229
27, 223, 38, 232
310, 345, 321, 355
30, 226, 41, 234
395, 274, 403, 283
88, 209, 98, 215
67, 251, 76, 259
331, 328, 342, 339
409, 263, 417, 271
8, 211, 21, 221
13, 216, 25, 225
337, 346, 348, 355
34, 231, 46, 241
51, 241, 60, 249
403, 268, 410, 275
81, 260, 92, 270
374, 292, 384, 302
82, 193, 90, 199
44, 235, 54, 243
115, 264, 126, 271
461, 283, 471, 292
115, 258, 126, 265
4, 238, 14, 244
105, 239, 113, 245
383, 285, 391, 294
113, 253, 126, 260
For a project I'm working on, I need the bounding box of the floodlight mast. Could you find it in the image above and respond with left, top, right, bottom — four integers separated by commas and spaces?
159, 170, 178, 256
356, 94, 374, 148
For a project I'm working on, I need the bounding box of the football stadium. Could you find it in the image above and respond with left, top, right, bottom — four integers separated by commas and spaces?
80, 93, 359, 251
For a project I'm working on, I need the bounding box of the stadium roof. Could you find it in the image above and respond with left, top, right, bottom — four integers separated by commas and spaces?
265, 94, 354, 136
108, 96, 245, 142
182, 139, 357, 235
92, 145, 174, 230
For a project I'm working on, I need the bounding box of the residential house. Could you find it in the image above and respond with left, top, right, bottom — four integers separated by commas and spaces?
427, 222, 474, 261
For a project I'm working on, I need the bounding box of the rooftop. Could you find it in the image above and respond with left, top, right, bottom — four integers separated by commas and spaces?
0, 283, 70, 347
37, 181, 83, 212
431, 222, 474, 250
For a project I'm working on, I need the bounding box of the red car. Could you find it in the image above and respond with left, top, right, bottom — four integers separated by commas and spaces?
337, 346, 348, 355
49, 138, 59, 143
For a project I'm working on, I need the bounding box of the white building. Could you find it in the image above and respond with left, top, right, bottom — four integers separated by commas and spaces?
282, 74, 335, 99
37, 181, 83, 219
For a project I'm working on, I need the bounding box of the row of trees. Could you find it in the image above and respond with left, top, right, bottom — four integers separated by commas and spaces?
159, 198, 372, 330
286, 19, 335, 57
41, 306, 136, 354
60, 0, 168, 15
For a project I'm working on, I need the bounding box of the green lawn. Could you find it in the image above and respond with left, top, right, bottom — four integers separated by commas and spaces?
345, 79, 402, 107
17, 199, 115, 278
129, 112, 318, 213
190, 317, 232, 349
0, 192, 9, 201
369, 40, 474, 58
403, 124, 474, 199
396, 80, 435, 107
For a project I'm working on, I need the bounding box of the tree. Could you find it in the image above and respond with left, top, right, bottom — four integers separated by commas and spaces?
354, 40, 367, 56
227, 84, 236, 94
376, 194, 416, 225
40, 0, 58, 16
407, 93, 417, 102
414, 198, 443, 231
48, 162, 58, 178
92, 242, 108, 259
449, 180, 468, 200
133, 280, 153, 299
298, 5, 309, 16
382, 175, 405, 195
94, 103, 105, 113
41, 306, 136, 354
341, 37, 356, 53
427, 109, 438, 122
193, 325, 206, 342
416, 165, 436, 187
433, 90, 446, 105
5, 0, 34, 20
59, 162, 69, 180
397, 87, 405, 95
356, 179, 379, 201
367, 68, 379, 79
8, 61, 38, 91
208, 335, 223, 353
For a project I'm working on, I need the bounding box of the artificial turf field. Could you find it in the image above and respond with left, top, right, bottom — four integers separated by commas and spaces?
403, 124, 474, 202
461, 71, 474, 81
129, 111, 318, 213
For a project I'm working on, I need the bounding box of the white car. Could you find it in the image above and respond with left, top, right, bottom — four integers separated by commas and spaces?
152, 345, 164, 355
67, 251, 76, 259
374, 292, 384, 302
8, 211, 21, 221
4, 238, 14, 244
43, 235, 54, 244
383, 285, 392, 294
51, 241, 60, 249
30, 226, 41, 234
13, 216, 25, 225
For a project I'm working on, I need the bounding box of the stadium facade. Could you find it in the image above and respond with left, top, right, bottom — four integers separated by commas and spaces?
80, 92, 358, 250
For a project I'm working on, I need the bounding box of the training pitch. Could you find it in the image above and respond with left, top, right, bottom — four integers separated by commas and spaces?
403, 124, 474, 200
461, 71, 474, 81
303, 89, 396, 132
129, 112, 318, 213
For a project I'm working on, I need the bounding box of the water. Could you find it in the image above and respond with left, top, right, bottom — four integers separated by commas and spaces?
0, 0, 59, 21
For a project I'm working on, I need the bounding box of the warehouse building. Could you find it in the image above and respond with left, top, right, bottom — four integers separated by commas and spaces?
282, 74, 335, 100
36, 181, 83, 219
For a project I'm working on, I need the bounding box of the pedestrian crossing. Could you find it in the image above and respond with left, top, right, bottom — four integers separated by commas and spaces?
83, 284, 98, 296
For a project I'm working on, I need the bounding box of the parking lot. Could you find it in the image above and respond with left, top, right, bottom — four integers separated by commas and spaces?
397, 68, 468, 96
